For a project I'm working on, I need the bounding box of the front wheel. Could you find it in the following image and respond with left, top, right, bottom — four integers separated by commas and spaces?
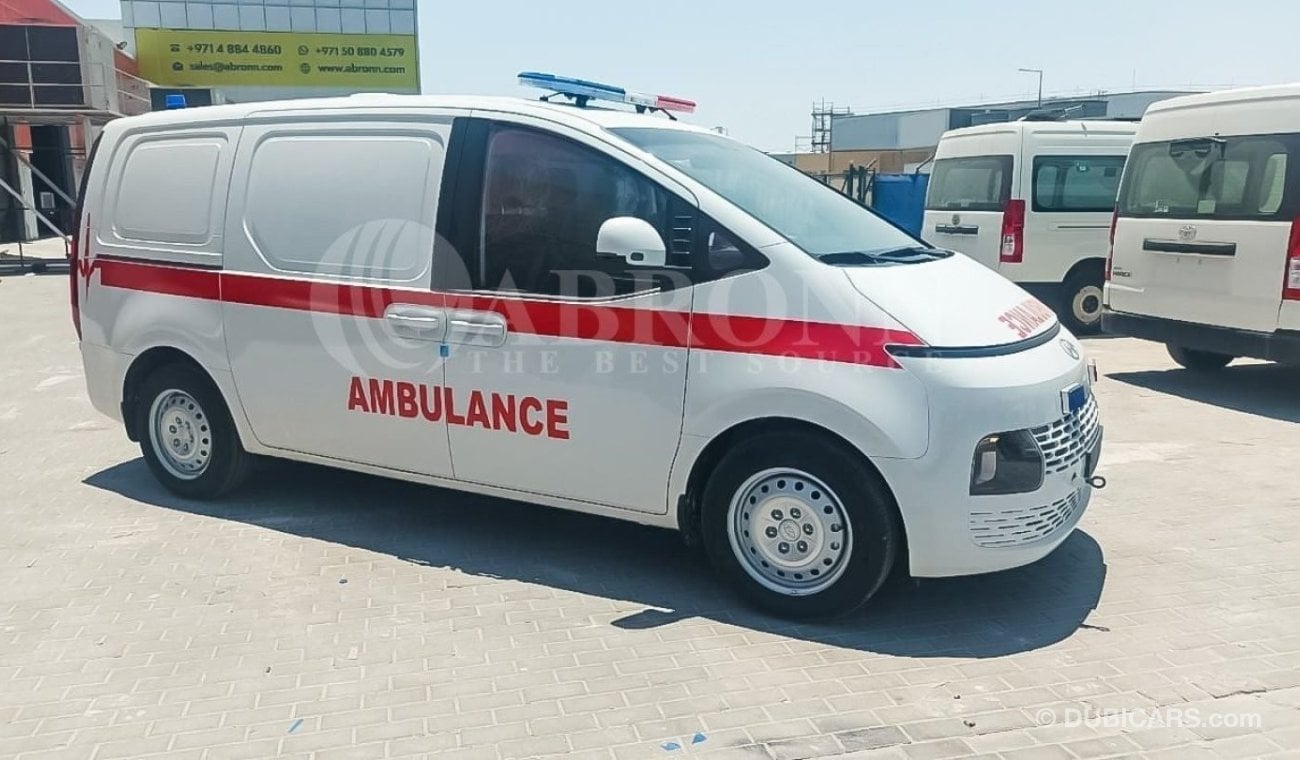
136, 364, 252, 499
1167, 344, 1234, 371
701, 430, 902, 619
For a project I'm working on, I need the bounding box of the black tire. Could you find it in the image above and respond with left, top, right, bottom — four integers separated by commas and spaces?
1060, 267, 1105, 335
1167, 343, 1234, 371
700, 430, 902, 619
135, 363, 251, 499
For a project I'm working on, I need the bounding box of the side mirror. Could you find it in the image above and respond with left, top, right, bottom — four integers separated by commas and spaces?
596, 217, 667, 268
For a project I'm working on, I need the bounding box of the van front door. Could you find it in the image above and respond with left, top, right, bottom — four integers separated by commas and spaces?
222, 117, 457, 477
438, 120, 693, 514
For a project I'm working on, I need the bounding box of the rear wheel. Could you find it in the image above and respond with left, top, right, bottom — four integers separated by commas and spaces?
136, 364, 251, 499
1167, 344, 1234, 371
701, 430, 901, 619
1060, 268, 1104, 334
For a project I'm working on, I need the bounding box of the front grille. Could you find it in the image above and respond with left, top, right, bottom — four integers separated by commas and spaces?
1032, 395, 1100, 475
970, 490, 1082, 548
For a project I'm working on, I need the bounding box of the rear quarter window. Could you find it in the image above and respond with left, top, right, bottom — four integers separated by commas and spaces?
1118, 133, 1300, 220
1032, 155, 1126, 213
926, 155, 1013, 212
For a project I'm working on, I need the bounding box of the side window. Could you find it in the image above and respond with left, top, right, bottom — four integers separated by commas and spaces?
243, 130, 445, 282
1031, 155, 1126, 213
480, 126, 685, 298
114, 135, 224, 245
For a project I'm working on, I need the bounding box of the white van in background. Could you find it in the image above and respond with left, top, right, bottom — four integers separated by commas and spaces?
925, 120, 1136, 333
1104, 84, 1300, 369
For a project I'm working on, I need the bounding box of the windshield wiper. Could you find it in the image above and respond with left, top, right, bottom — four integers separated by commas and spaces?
819, 247, 952, 266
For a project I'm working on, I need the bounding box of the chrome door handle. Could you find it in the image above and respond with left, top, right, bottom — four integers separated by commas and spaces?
384, 305, 445, 340
446, 312, 508, 347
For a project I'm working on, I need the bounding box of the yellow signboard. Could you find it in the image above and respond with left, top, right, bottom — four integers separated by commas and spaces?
135, 28, 419, 90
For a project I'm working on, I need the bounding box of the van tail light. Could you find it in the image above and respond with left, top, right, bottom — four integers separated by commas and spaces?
999, 200, 1025, 263
69, 217, 83, 340
1105, 208, 1118, 281
1285, 214, 1300, 301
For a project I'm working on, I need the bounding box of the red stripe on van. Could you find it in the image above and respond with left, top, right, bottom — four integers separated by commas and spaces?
96, 259, 921, 368
98, 258, 221, 300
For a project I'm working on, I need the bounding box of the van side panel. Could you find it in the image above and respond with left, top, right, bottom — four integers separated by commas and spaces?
78, 125, 240, 429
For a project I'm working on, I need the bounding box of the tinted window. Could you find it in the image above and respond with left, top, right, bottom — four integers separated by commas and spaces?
926, 155, 1013, 212
613, 128, 918, 260
1118, 134, 1300, 220
1032, 155, 1125, 212
480, 127, 687, 297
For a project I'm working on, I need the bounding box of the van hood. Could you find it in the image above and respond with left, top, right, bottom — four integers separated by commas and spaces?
841, 253, 1058, 348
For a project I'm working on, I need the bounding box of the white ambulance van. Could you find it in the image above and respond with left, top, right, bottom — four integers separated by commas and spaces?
924, 120, 1136, 334
1104, 84, 1300, 369
73, 74, 1103, 618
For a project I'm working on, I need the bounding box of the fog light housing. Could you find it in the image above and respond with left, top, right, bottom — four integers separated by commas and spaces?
970, 430, 1044, 495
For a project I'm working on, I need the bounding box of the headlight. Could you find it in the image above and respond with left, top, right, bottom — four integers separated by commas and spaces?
970, 430, 1044, 495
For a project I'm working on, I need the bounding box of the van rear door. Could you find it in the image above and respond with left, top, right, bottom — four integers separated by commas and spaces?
1108, 134, 1300, 332
923, 154, 1013, 270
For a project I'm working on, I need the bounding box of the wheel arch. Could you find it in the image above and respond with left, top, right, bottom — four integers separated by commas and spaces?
676, 417, 908, 570
122, 347, 221, 442
1063, 256, 1106, 285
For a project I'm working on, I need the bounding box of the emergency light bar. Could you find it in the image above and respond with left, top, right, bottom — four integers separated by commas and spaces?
518, 71, 697, 116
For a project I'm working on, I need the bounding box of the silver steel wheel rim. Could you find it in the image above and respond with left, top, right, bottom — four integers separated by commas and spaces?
149, 389, 212, 481
1073, 285, 1103, 324
727, 468, 853, 597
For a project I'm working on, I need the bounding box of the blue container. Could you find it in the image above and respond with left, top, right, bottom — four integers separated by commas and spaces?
870, 173, 930, 237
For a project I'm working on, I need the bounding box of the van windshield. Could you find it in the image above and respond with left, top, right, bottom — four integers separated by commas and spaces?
1118, 134, 1300, 220
611, 128, 930, 262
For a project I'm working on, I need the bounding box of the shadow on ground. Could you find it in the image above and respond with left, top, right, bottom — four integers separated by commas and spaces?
86, 458, 1106, 659
1109, 361, 1300, 423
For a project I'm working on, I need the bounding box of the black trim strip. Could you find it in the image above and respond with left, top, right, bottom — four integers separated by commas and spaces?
94, 252, 224, 271
1142, 239, 1237, 256
934, 224, 979, 235
887, 322, 1062, 359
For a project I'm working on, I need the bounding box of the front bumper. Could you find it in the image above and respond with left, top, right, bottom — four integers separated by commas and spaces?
1103, 309, 1300, 364
878, 331, 1102, 578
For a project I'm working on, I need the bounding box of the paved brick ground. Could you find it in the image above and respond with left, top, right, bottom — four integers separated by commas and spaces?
2, 269, 1298, 759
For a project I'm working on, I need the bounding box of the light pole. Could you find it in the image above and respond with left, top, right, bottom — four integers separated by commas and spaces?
1018, 68, 1044, 108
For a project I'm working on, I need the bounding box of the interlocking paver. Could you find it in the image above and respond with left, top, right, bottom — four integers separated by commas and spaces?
2, 268, 1299, 760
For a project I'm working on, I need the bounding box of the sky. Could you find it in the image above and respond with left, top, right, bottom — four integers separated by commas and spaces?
64, 0, 1300, 151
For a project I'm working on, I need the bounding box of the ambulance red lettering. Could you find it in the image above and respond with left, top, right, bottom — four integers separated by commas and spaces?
369, 379, 395, 415
519, 397, 544, 436
466, 391, 491, 429
997, 299, 1053, 339
347, 376, 369, 413
346, 377, 571, 440
546, 400, 570, 440
492, 393, 517, 432
396, 382, 418, 419
418, 384, 441, 422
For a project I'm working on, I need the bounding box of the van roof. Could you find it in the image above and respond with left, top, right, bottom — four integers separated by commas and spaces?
102, 94, 716, 137
1145, 82, 1300, 115
941, 120, 1139, 139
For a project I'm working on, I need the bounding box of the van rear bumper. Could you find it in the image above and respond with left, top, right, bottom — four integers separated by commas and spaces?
1103, 310, 1300, 363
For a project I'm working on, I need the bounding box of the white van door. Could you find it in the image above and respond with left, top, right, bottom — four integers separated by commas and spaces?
1110, 134, 1299, 331
923, 154, 1014, 270
222, 116, 457, 477
437, 119, 693, 514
